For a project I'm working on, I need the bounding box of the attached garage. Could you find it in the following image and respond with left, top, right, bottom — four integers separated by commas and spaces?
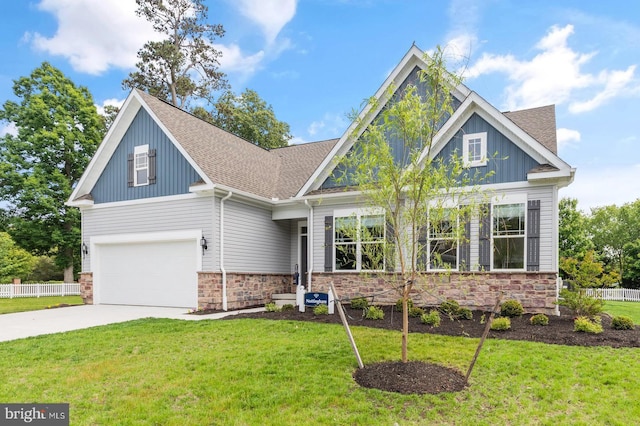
92, 230, 201, 308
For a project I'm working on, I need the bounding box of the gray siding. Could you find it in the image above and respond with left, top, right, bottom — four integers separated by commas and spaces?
92, 109, 202, 203
82, 196, 216, 271
224, 199, 291, 273
436, 113, 540, 185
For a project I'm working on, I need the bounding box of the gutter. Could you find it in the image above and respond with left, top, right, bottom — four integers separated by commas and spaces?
304, 199, 313, 292
220, 191, 233, 311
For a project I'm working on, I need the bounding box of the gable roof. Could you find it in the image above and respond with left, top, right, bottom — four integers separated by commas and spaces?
298, 45, 574, 196
68, 90, 338, 206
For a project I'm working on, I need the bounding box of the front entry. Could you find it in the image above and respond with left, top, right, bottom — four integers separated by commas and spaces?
299, 222, 308, 288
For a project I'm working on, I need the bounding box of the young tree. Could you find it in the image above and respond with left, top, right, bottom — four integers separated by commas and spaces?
335, 47, 489, 362
0, 62, 103, 282
559, 197, 593, 260
209, 89, 292, 149
0, 232, 36, 283
122, 0, 228, 108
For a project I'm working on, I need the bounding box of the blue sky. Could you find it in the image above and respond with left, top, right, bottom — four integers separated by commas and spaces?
0, 0, 639, 211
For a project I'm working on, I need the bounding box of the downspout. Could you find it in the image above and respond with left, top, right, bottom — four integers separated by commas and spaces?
220, 191, 233, 311
304, 199, 313, 292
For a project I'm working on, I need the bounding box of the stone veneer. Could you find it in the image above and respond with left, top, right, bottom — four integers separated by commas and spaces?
79, 272, 93, 304
198, 272, 292, 310
310, 271, 559, 314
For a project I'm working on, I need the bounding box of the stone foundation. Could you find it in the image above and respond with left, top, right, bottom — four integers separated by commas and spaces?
79, 272, 94, 304
198, 272, 292, 311
310, 271, 559, 315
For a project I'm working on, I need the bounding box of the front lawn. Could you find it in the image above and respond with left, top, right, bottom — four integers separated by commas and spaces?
604, 301, 640, 324
0, 296, 83, 314
1, 318, 638, 424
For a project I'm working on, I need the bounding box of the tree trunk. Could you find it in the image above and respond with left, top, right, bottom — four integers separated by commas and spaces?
401, 284, 409, 363
63, 264, 74, 283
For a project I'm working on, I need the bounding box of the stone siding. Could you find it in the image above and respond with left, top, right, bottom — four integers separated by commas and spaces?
310, 271, 559, 314
79, 272, 94, 304
198, 272, 292, 310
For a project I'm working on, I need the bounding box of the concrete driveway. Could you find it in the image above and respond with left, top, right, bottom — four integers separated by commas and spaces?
0, 304, 264, 342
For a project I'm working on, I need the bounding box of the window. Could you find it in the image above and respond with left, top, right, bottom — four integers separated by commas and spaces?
429, 208, 458, 270
492, 203, 525, 270
134, 144, 149, 186
463, 132, 487, 167
335, 213, 384, 271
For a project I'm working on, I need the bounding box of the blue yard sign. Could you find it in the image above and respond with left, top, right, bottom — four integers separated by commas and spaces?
304, 292, 329, 307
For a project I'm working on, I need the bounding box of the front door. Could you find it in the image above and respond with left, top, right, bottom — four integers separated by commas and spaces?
299, 222, 308, 288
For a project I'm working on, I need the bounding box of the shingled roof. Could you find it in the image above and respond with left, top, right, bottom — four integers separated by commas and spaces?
138, 90, 337, 200
503, 105, 558, 154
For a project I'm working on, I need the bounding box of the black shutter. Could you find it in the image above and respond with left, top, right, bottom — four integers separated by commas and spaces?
127, 153, 134, 187
459, 209, 471, 271
148, 149, 157, 185
527, 200, 540, 271
478, 204, 491, 271
324, 216, 333, 272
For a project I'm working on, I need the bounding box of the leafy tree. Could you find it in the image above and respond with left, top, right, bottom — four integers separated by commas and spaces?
122, 0, 228, 108
334, 47, 490, 362
622, 240, 640, 288
559, 197, 593, 260
26, 256, 64, 282
560, 250, 619, 288
0, 232, 36, 283
100, 104, 120, 132
209, 89, 291, 149
0, 62, 103, 282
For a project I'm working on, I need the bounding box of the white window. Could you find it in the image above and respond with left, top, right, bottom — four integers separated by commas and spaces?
428, 208, 459, 270
492, 203, 526, 270
335, 212, 385, 271
463, 132, 487, 167
134, 144, 149, 186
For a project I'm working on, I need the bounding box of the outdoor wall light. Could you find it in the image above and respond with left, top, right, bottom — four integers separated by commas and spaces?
200, 236, 208, 251
81, 242, 89, 257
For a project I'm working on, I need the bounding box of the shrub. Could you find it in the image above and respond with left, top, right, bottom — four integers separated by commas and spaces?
408, 307, 425, 318
281, 304, 294, 311
490, 317, 511, 331
395, 298, 414, 312
557, 289, 604, 318
365, 306, 385, 320
265, 302, 281, 312
611, 315, 635, 330
457, 307, 473, 320
529, 313, 549, 326
500, 299, 524, 317
313, 304, 329, 315
440, 299, 460, 316
574, 316, 603, 334
350, 297, 369, 310
420, 310, 441, 327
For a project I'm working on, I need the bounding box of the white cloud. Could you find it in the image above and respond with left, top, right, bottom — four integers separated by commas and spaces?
306, 113, 348, 140
214, 43, 265, 77
0, 122, 18, 137
444, 0, 481, 61
235, 0, 297, 45
95, 98, 125, 116
556, 128, 581, 151
466, 24, 638, 112
560, 164, 640, 211
28, 0, 160, 75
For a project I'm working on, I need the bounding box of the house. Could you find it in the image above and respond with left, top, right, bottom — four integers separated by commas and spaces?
68, 45, 574, 313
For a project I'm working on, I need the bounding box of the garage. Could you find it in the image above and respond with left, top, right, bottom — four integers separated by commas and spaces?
93, 233, 200, 308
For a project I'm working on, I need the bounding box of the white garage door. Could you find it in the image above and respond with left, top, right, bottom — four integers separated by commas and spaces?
96, 239, 198, 308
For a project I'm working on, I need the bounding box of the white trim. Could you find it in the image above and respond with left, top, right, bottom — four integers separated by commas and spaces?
83, 192, 203, 210
333, 207, 385, 218
298, 221, 308, 289
133, 144, 149, 187
462, 132, 487, 167
333, 210, 385, 272
490, 198, 527, 272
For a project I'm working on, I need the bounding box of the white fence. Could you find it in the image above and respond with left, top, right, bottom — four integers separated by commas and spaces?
0, 283, 81, 299
585, 288, 640, 302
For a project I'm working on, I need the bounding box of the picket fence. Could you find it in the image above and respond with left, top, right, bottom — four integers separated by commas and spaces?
585, 288, 640, 302
0, 283, 81, 298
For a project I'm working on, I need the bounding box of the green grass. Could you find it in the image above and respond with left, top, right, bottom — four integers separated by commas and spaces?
0, 296, 83, 314
0, 319, 638, 425
604, 301, 640, 324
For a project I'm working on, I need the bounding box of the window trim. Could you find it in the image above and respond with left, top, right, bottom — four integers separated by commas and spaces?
333, 208, 385, 272
134, 144, 149, 187
491, 198, 527, 271
427, 207, 460, 271
462, 132, 487, 167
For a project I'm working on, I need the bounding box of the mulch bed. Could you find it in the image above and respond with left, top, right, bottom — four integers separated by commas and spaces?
220, 305, 639, 395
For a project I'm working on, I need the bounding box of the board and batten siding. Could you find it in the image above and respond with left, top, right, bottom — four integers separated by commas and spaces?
82, 196, 216, 271
436, 113, 540, 185
223, 199, 291, 273
91, 108, 202, 204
